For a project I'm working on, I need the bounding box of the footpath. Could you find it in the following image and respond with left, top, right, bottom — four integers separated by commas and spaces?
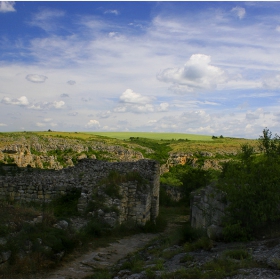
42, 215, 187, 279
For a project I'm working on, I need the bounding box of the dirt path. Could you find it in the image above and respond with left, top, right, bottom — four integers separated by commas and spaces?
44, 215, 188, 279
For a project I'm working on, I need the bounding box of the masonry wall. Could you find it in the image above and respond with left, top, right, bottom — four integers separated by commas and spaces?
0, 159, 160, 226
190, 184, 227, 240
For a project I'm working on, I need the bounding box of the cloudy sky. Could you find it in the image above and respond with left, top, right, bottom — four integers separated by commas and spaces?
1, 1, 280, 138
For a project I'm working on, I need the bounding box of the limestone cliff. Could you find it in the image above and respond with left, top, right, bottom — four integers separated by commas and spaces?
0, 135, 144, 170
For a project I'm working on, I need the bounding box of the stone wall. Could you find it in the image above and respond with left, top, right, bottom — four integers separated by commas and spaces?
190, 184, 227, 240
0, 159, 160, 226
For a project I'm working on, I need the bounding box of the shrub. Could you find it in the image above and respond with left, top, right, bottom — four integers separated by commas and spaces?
218, 128, 280, 241
223, 248, 250, 260
48, 188, 81, 218
160, 164, 213, 205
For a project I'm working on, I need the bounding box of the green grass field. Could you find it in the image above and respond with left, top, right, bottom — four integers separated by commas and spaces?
86, 132, 214, 141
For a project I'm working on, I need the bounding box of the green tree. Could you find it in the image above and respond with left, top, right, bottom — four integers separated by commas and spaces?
219, 129, 280, 241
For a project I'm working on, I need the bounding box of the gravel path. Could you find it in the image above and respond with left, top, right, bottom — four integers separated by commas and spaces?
43, 215, 188, 279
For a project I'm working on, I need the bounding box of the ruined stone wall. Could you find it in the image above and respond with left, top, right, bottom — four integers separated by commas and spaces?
190, 184, 227, 240
0, 159, 160, 226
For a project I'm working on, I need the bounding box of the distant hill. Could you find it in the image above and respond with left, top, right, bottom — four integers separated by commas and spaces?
86, 132, 213, 141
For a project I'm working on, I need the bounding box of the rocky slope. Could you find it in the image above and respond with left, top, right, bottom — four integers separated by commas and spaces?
0, 133, 245, 173
0, 135, 144, 170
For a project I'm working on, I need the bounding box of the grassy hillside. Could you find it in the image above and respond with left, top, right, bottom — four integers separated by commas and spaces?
86, 132, 213, 141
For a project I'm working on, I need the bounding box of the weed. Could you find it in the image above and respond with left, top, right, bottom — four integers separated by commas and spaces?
145, 267, 156, 278
120, 254, 145, 273
223, 248, 250, 260
154, 259, 164, 270
84, 268, 112, 279
184, 236, 213, 252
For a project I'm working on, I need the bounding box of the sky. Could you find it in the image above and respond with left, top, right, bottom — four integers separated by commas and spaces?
1, 1, 280, 138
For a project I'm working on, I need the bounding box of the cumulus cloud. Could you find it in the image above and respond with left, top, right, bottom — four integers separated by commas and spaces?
36, 122, 57, 127
97, 111, 111, 118
114, 89, 156, 114
0, 95, 65, 113
26, 74, 48, 83
104, 10, 119, 15
114, 104, 154, 114
231, 6, 246, 19
0, 1, 16, 13
67, 80, 76, 85
108, 32, 119, 38
35, 118, 57, 127
85, 119, 100, 128
28, 100, 65, 110
157, 54, 226, 93
119, 89, 153, 104
1, 96, 29, 106
157, 102, 169, 112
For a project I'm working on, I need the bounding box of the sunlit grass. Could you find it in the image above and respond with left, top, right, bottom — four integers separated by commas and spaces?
86, 131, 213, 141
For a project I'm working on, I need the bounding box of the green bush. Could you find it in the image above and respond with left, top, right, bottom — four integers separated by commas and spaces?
129, 137, 172, 164
218, 128, 280, 241
48, 188, 81, 218
160, 164, 213, 205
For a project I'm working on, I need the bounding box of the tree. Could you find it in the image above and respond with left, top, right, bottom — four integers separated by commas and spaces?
218, 128, 280, 241
258, 127, 280, 157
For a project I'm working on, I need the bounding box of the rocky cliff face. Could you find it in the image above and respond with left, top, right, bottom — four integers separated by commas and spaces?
0, 136, 143, 170
161, 150, 236, 174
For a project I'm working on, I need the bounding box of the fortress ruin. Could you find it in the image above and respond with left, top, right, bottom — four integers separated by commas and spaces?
0, 159, 160, 226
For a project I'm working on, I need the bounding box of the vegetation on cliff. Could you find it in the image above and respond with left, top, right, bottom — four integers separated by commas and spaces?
218, 128, 280, 241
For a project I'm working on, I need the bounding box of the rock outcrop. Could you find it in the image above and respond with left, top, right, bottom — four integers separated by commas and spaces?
190, 184, 227, 240
0, 136, 144, 170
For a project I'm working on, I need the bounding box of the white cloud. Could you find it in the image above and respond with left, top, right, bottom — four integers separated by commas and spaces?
231, 6, 246, 19
29, 8, 65, 32
36, 122, 45, 127
53, 101, 65, 109
97, 111, 111, 118
26, 74, 48, 83
0, 1, 16, 13
104, 10, 119, 15
157, 54, 226, 93
119, 89, 153, 104
246, 108, 264, 120
36, 121, 57, 127
114, 104, 154, 114
108, 32, 118, 38
28, 100, 65, 110
1, 96, 29, 106
43, 118, 52, 122
85, 119, 100, 128
114, 89, 156, 114
262, 75, 280, 89
0, 123, 7, 127
157, 102, 169, 112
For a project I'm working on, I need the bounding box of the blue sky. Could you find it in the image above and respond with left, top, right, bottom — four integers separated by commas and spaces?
1, 1, 280, 138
